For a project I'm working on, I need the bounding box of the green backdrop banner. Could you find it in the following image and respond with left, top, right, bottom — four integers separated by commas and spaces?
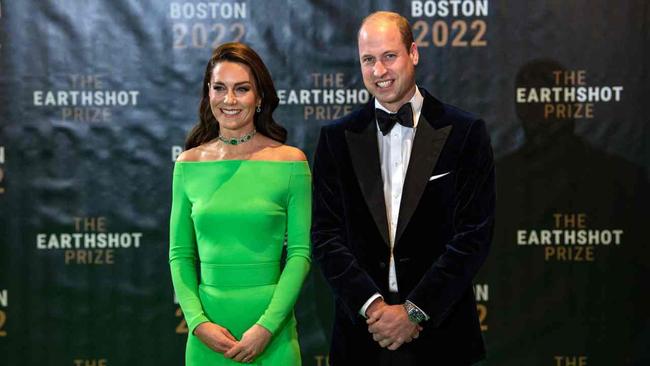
1, 1, 648, 365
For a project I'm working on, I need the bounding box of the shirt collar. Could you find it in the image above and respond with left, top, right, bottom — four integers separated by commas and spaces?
374, 86, 423, 128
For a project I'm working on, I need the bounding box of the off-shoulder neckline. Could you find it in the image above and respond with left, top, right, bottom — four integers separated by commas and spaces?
176, 159, 308, 164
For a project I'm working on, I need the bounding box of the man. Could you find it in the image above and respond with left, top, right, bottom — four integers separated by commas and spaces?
312, 11, 495, 365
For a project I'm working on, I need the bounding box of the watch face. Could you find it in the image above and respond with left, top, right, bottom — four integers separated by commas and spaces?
404, 302, 424, 323
407, 306, 424, 323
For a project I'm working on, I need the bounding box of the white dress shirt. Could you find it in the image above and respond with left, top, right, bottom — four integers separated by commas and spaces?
359, 87, 429, 319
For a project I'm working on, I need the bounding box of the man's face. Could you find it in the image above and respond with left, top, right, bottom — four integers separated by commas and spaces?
358, 20, 419, 112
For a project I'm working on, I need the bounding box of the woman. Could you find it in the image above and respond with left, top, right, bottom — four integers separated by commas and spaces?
169, 42, 311, 365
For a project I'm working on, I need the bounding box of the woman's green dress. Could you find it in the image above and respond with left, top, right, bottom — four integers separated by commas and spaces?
169, 160, 311, 365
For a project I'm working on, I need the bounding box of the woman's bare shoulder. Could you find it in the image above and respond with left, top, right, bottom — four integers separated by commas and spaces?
270, 145, 307, 162
176, 146, 208, 162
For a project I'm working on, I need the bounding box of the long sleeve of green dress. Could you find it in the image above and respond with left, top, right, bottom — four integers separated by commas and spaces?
256, 163, 311, 334
169, 163, 210, 333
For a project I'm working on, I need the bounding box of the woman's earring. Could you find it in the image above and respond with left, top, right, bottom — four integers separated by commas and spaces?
256, 105, 261, 113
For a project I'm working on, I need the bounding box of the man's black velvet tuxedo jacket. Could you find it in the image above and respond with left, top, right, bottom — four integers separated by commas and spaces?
311, 89, 495, 365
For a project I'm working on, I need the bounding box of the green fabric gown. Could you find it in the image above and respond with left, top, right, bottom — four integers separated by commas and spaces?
169, 160, 311, 365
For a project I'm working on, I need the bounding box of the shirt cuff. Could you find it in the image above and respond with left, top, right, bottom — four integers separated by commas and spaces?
406, 300, 430, 321
359, 293, 383, 318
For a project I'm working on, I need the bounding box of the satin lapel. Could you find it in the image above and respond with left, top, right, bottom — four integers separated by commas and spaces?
395, 114, 452, 244
345, 122, 390, 247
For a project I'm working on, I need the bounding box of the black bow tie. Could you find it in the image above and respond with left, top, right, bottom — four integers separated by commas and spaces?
376, 103, 414, 135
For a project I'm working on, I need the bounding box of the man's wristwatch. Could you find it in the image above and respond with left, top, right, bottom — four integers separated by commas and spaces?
403, 300, 427, 324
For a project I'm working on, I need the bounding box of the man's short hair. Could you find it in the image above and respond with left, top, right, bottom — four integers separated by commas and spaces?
358, 11, 415, 51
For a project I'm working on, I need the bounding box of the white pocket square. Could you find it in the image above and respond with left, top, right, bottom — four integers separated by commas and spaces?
429, 172, 450, 181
